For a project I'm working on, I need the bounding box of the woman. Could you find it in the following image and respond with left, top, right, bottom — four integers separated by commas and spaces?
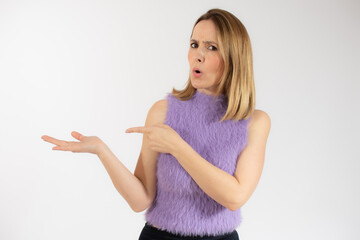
42, 8, 270, 240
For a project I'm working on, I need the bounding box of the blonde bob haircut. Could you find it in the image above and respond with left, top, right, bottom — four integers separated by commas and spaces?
171, 8, 255, 122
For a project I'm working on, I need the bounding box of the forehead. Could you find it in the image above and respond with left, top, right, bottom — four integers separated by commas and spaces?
192, 20, 218, 41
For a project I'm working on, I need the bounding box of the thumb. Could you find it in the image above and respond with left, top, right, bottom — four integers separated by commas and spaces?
71, 131, 85, 141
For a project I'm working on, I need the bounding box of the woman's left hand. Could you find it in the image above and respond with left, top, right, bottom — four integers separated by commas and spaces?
125, 123, 183, 155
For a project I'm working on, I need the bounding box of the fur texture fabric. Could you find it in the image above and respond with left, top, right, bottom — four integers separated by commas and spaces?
144, 90, 250, 237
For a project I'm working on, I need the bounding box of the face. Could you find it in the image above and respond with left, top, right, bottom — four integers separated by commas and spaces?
188, 19, 224, 96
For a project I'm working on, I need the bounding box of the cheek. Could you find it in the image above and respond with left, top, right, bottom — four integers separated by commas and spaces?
209, 56, 224, 73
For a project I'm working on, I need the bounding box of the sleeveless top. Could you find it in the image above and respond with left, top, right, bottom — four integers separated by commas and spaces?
144, 90, 251, 237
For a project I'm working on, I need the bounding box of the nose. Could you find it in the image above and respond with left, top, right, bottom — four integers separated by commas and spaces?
195, 49, 205, 63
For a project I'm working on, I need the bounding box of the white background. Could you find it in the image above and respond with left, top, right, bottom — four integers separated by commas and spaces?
0, 0, 359, 239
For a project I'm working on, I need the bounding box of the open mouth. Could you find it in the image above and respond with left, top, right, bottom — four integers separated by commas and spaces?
194, 68, 202, 74
193, 68, 202, 78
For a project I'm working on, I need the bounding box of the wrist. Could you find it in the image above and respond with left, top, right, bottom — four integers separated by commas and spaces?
96, 141, 109, 157
172, 140, 188, 158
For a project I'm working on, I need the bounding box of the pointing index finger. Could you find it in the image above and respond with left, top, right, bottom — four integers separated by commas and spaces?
125, 126, 148, 133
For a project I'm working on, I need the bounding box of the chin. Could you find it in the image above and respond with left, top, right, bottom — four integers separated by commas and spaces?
191, 80, 206, 89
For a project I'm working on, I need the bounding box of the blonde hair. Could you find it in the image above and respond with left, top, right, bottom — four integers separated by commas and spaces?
171, 8, 255, 122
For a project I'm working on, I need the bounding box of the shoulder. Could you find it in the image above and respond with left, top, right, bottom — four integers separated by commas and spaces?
248, 109, 271, 133
147, 99, 168, 124
153, 99, 168, 109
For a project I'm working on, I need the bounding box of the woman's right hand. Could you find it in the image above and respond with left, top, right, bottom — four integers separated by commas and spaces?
41, 131, 104, 155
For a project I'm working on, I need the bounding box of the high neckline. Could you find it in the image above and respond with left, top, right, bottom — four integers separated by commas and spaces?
193, 90, 226, 101
195, 90, 216, 97
192, 90, 227, 113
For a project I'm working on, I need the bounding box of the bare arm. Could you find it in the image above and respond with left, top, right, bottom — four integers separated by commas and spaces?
42, 132, 148, 212
41, 99, 166, 213
171, 110, 271, 211
97, 143, 148, 213
98, 99, 167, 212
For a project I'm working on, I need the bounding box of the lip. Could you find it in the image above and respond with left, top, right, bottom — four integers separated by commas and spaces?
192, 67, 203, 78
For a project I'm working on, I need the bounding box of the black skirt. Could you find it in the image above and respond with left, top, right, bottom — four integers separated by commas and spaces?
138, 222, 239, 240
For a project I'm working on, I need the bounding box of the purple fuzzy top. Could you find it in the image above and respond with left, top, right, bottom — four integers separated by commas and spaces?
144, 90, 250, 237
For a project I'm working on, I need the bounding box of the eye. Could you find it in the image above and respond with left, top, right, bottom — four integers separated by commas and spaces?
208, 45, 217, 51
190, 42, 198, 48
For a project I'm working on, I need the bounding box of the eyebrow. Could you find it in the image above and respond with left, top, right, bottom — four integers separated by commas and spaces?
190, 39, 218, 46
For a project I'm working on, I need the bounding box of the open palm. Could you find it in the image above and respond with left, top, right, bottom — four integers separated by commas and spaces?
41, 131, 103, 155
